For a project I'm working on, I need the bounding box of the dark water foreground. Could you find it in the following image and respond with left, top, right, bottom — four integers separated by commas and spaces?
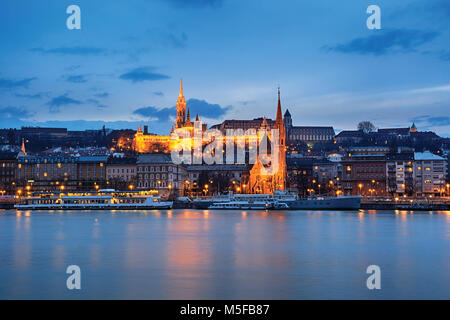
0, 209, 449, 300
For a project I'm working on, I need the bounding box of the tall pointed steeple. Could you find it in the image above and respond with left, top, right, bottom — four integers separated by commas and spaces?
274, 87, 286, 191
175, 79, 187, 128
21, 138, 26, 155
195, 113, 199, 121
276, 87, 283, 127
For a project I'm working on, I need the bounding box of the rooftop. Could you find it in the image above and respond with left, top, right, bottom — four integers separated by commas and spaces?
414, 151, 445, 161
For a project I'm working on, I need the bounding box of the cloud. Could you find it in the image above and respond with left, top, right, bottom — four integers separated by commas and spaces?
0, 106, 34, 120
413, 115, 450, 127
47, 94, 82, 112
119, 66, 170, 83
185, 98, 231, 118
94, 92, 110, 98
66, 75, 87, 83
166, 32, 188, 48
324, 29, 439, 55
86, 98, 100, 105
164, 0, 223, 8
0, 77, 37, 89
153, 91, 164, 96
133, 106, 175, 121
15, 93, 45, 99
30, 46, 106, 56
133, 98, 231, 122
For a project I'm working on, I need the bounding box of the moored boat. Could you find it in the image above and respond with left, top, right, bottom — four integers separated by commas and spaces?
15, 189, 173, 210
198, 191, 361, 210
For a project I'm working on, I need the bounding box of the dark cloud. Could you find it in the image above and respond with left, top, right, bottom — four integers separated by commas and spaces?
86, 98, 108, 110
133, 98, 231, 122
133, 106, 175, 121
185, 98, 231, 118
324, 29, 439, 55
164, 0, 223, 8
411, 115, 450, 127
66, 75, 87, 83
47, 94, 82, 112
119, 67, 170, 83
0, 106, 34, 120
0, 77, 37, 89
423, 116, 450, 127
15, 93, 44, 99
30, 46, 106, 56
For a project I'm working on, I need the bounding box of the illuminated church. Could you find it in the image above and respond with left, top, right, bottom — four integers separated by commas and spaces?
133, 80, 206, 153
133, 80, 287, 193
246, 88, 287, 193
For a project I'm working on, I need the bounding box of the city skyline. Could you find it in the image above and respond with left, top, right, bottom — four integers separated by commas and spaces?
1, 0, 450, 136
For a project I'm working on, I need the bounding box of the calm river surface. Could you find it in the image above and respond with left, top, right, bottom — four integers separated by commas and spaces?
0, 209, 449, 299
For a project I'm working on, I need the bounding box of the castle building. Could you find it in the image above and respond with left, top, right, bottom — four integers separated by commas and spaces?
283, 110, 335, 145
133, 80, 203, 153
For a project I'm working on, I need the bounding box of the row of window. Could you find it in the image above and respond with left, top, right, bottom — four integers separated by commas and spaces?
108, 168, 135, 174
138, 166, 176, 172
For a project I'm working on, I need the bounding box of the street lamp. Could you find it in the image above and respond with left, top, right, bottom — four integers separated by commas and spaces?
358, 183, 363, 195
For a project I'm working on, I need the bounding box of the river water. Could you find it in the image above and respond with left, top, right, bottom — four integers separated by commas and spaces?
0, 209, 449, 299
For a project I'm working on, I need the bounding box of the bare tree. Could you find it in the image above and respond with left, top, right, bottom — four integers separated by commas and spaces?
357, 121, 377, 134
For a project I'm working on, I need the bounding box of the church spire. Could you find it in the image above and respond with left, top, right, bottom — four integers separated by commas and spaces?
276, 87, 283, 126
196, 113, 199, 121
21, 138, 26, 155
175, 79, 187, 128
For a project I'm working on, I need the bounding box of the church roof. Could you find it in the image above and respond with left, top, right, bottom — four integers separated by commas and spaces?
284, 109, 291, 117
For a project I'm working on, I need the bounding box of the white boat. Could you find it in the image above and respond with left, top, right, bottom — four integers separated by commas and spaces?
15, 190, 173, 210
209, 200, 289, 210
198, 191, 360, 210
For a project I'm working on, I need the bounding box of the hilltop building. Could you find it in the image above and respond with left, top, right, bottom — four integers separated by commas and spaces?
133, 80, 207, 153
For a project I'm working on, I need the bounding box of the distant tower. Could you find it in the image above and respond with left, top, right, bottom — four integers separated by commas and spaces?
21, 138, 27, 155
184, 107, 193, 127
175, 79, 186, 128
410, 122, 418, 133
274, 87, 286, 191
283, 109, 292, 142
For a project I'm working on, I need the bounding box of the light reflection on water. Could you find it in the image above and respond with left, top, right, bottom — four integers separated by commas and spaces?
0, 209, 449, 299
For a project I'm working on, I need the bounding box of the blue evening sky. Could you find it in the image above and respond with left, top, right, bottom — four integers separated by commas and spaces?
0, 0, 449, 136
